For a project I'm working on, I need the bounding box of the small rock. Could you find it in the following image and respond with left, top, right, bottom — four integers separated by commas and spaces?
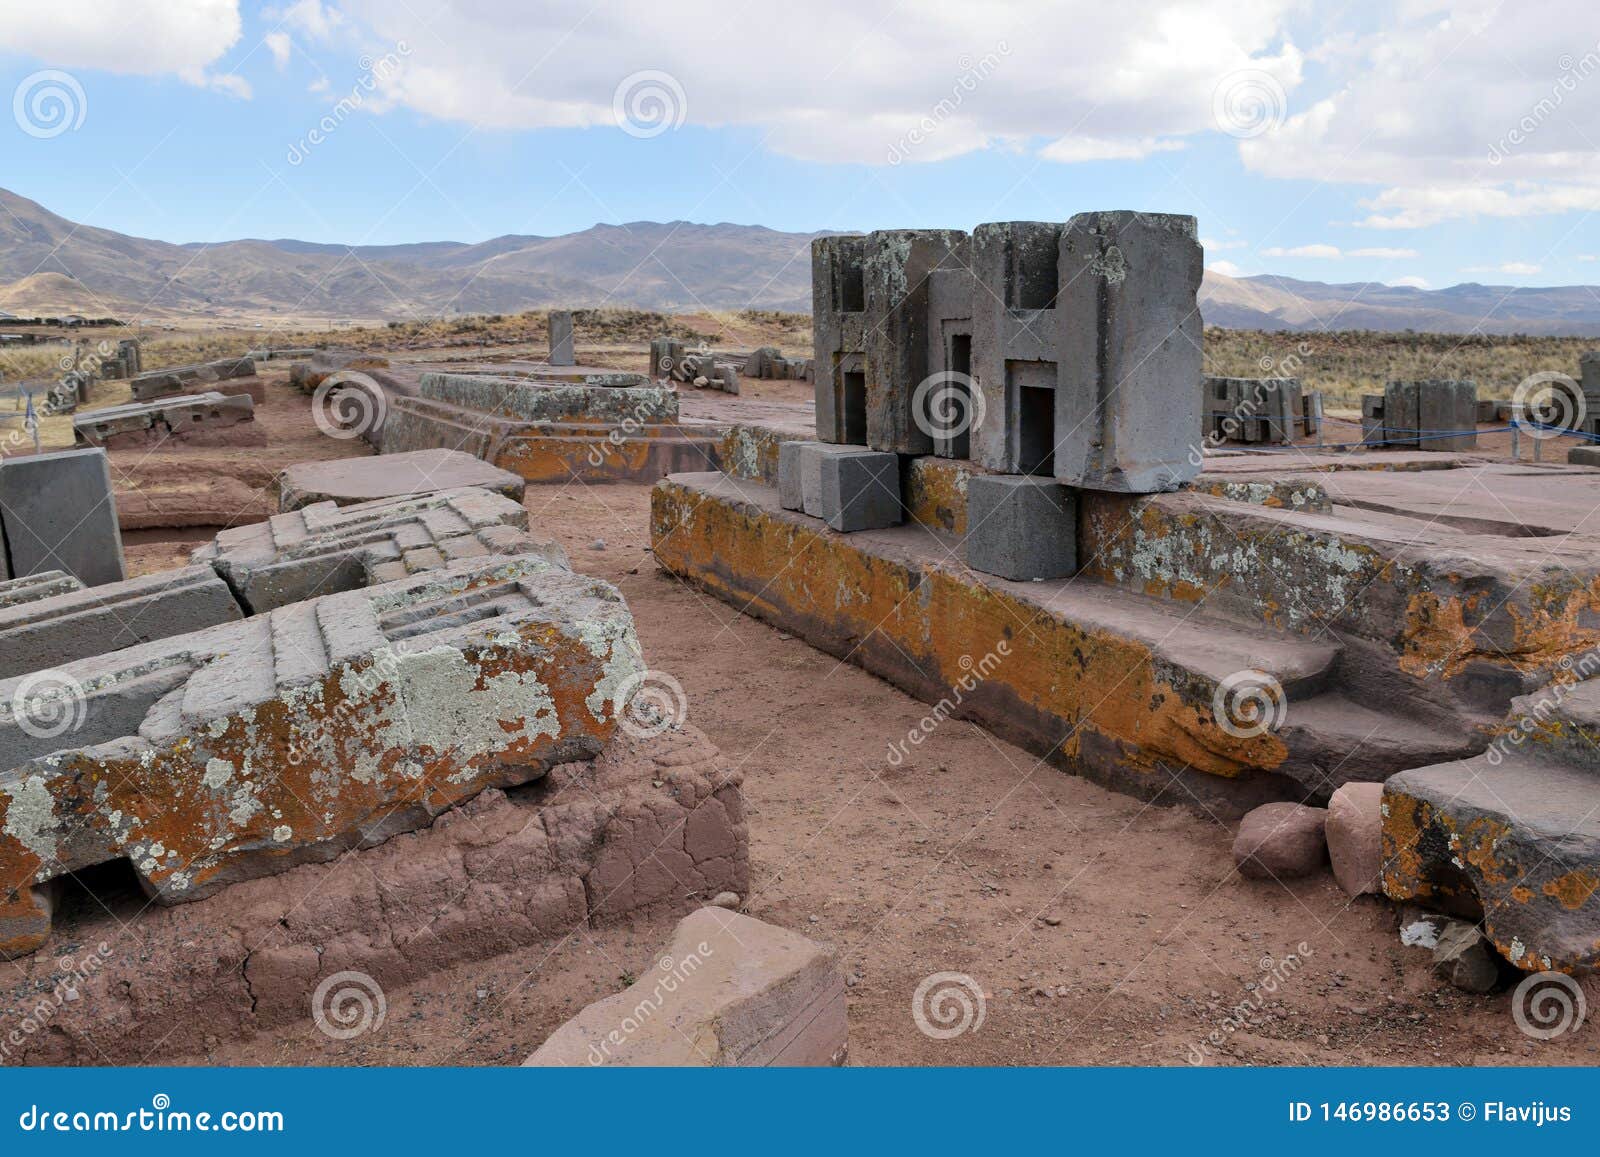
708, 891, 740, 910
1326, 781, 1384, 897
1041, 915, 1062, 926
1398, 906, 1450, 949
1432, 920, 1500, 993
846, 973, 860, 988
1232, 802, 1328, 880
590, 539, 607, 550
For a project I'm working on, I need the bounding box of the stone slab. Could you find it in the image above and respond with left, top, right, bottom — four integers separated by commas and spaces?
526, 907, 846, 1066
0, 563, 243, 679
277, 448, 527, 512
0, 570, 82, 610
548, 310, 575, 366
0, 447, 126, 587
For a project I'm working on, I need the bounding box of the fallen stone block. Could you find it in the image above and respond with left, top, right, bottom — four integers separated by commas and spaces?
0, 447, 126, 587
1568, 445, 1600, 468
963, 474, 1077, 581
0, 726, 748, 1060
73, 391, 256, 450
819, 449, 901, 532
525, 907, 846, 1066
1325, 781, 1383, 897
277, 448, 527, 512
195, 486, 566, 614
1383, 676, 1600, 971
0, 552, 645, 960
0, 570, 82, 610
1233, 802, 1327, 880
245, 347, 317, 361
129, 357, 257, 402
0, 564, 243, 679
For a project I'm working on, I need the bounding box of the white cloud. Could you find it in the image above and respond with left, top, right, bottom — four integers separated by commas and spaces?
1262, 243, 1342, 258
1389, 275, 1430, 288
1201, 237, 1248, 250
1462, 262, 1542, 275
265, 31, 293, 70
1348, 247, 1419, 259
1039, 136, 1185, 163
1207, 259, 1248, 277
265, 0, 1304, 166
1239, 1, 1600, 226
0, 0, 243, 90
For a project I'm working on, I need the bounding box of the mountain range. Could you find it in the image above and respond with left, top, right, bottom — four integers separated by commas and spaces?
1, 185, 1597, 334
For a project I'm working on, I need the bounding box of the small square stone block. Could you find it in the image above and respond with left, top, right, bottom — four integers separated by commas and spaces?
799, 441, 874, 518
964, 474, 1077, 581
819, 450, 902, 533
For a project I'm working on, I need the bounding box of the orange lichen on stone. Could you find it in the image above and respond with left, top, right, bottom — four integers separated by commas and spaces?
1543, 869, 1600, 910
652, 479, 1287, 787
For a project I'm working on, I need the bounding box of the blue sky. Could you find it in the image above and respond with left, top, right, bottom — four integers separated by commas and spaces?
2, 0, 1598, 290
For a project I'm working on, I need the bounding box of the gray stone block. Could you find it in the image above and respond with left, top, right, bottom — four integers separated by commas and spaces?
0, 570, 82, 610
819, 450, 901, 533
1417, 379, 1477, 451
0, 447, 126, 587
963, 474, 1077, 580
1056, 212, 1202, 492
548, 310, 575, 366
0, 564, 243, 679
778, 441, 806, 511
799, 442, 879, 518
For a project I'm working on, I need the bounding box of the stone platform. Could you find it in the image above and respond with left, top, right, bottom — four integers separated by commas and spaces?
74, 391, 258, 450
277, 448, 526, 512
651, 454, 1600, 815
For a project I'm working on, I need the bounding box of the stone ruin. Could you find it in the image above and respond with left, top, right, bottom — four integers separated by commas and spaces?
648, 208, 1600, 979
1360, 380, 1478, 451
131, 355, 262, 404
1202, 377, 1322, 445
0, 452, 752, 1058
74, 391, 257, 450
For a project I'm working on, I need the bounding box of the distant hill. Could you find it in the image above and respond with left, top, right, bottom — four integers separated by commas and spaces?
0, 186, 1597, 334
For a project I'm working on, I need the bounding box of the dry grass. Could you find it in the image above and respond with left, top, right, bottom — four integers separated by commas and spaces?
1202, 328, 1595, 406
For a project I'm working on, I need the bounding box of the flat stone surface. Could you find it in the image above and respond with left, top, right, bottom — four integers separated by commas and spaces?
526, 907, 845, 1066
0, 447, 126, 587
278, 448, 527, 512
0, 570, 82, 610
964, 474, 1077, 580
